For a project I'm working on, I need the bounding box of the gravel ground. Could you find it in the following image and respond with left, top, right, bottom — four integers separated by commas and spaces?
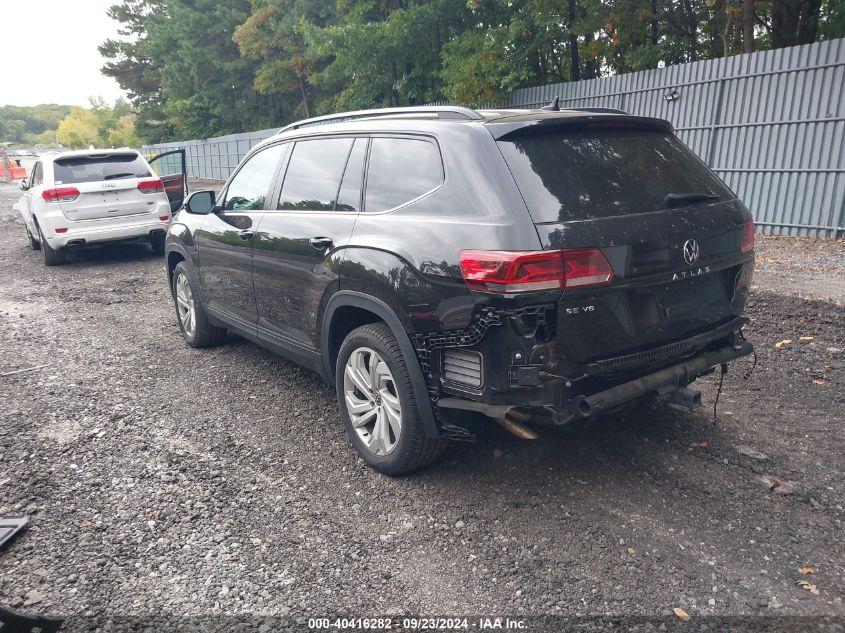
0, 180, 843, 631
753, 234, 845, 305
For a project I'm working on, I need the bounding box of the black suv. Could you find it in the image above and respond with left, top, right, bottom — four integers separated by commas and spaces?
165, 105, 755, 475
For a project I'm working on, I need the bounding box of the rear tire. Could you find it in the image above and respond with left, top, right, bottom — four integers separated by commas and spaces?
38, 224, 65, 266
150, 233, 166, 256
171, 261, 225, 348
27, 228, 41, 250
336, 323, 446, 475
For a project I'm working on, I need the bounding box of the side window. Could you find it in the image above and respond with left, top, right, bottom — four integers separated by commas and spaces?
334, 139, 367, 212
224, 143, 286, 211
364, 138, 443, 213
278, 138, 354, 211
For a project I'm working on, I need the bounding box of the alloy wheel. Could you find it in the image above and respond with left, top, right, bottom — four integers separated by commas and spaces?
343, 346, 403, 456
174, 273, 196, 338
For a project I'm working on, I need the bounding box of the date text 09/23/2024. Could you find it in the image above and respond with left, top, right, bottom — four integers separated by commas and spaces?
308, 617, 527, 630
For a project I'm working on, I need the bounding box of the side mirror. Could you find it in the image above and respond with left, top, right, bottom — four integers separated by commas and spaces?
184, 190, 216, 215
20, 181, 30, 191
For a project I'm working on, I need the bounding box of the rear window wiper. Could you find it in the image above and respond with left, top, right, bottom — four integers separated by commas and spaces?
104, 172, 137, 180
664, 192, 720, 208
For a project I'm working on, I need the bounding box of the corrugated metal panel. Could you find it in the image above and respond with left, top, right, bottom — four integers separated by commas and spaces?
144, 38, 845, 236
507, 38, 845, 237
143, 126, 278, 181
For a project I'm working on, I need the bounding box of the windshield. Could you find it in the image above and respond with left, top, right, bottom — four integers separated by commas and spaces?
53, 153, 151, 185
498, 128, 734, 223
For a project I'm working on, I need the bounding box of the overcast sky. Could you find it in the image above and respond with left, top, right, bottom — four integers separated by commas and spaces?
1, 0, 126, 107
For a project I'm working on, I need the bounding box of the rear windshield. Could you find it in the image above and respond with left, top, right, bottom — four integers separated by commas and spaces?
497, 128, 734, 223
53, 153, 151, 185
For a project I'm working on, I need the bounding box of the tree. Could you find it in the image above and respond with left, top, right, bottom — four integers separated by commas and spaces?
99, 0, 171, 141
234, 0, 336, 119
301, 0, 473, 112
743, 0, 756, 52
0, 105, 71, 145
768, 0, 823, 47
55, 100, 140, 149
101, 0, 282, 143
57, 108, 102, 149
99, 0, 845, 140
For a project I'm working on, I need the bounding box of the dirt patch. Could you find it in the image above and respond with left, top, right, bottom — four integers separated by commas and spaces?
0, 181, 842, 625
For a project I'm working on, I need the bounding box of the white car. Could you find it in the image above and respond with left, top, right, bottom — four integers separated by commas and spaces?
13, 149, 187, 266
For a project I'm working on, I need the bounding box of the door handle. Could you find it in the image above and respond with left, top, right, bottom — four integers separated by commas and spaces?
309, 236, 333, 250
239, 230, 254, 241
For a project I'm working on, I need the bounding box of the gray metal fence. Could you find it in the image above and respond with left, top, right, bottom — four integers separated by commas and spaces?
143, 37, 845, 237
144, 128, 280, 182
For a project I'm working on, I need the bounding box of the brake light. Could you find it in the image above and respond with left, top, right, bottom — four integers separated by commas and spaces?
138, 179, 164, 194
459, 248, 613, 293
159, 215, 170, 221
560, 249, 615, 289
54, 228, 68, 233
740, 219, 755, 253
42, 187, 79, 202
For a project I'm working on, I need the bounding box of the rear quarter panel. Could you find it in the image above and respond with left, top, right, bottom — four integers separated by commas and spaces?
338, 124, 542, 336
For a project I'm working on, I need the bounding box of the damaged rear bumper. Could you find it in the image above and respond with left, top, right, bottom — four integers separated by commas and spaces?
571, 338, 752, 418
437, 335, 753, 424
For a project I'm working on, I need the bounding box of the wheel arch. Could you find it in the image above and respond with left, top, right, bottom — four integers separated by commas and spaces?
166, 248, 187, 282
322, 291, 440, 439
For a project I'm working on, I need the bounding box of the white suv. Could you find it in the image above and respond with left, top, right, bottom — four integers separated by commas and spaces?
13, 149, 186, 266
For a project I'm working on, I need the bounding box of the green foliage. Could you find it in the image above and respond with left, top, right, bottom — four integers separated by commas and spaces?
57, 108, 101, 148
56, 99, 140, 149
0, 105, 72, 145
303, 1, 472, 111
100, 0, 845, 142
101, 0, 282, 143
234, 0, 336, 118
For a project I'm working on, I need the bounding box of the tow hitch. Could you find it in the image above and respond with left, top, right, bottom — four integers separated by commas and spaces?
572, 340, 752, 419
666, 386, 702, 412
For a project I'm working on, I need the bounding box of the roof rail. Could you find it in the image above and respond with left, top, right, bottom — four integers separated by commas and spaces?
276, 106, 483, 134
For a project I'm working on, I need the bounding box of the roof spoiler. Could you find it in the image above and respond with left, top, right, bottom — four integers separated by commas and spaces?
540, 96, 627, 115
487, 114, 674, 140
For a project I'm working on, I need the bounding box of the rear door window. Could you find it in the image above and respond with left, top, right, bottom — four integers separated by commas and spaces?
53, 153, 151, 185
278, 138, 355, 211
364, 137, 443, 212
497, 128, 734, 223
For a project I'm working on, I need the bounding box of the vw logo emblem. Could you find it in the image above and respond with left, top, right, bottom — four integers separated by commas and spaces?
682, 239, 700, 265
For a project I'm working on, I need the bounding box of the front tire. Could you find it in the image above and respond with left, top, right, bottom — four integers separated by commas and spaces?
38, 224, 65, 266
171, 262, 225, 348
336, 323, 446, 475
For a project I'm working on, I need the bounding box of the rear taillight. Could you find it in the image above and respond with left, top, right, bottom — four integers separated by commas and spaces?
159, 215, 170, 221
560, 249, 615, 289
42, 187, 79, 203
138, 179, 164, 194
459, 248, 613, 294
741, 219, 755, 253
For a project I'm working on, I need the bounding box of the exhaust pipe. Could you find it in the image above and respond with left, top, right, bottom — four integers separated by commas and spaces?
496, 413, 540, 440
573, 340, 752, 418
573, 396, 593, 419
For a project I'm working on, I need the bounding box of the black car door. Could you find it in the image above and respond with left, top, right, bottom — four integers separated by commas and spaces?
252, 136, 366, 350
195, 142, 288, 328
